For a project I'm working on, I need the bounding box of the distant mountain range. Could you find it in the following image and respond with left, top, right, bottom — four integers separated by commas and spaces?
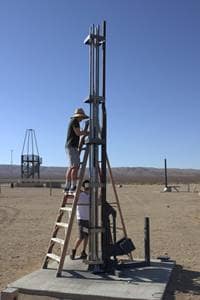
1, 164, 200, 184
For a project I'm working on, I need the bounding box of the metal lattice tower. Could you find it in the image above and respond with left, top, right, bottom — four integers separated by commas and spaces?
21, 129, 42, 179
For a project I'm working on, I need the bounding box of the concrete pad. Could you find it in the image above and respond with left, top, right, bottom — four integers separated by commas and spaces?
6, 257, 175, 300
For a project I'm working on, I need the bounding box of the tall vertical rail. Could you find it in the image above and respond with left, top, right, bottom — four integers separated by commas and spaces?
84, 22, 107, 269
86, 25, 102, 266
84, 21, 130, 270
101, 21, 108, 263
94, 25, 100, 263
88, 24, 95, 262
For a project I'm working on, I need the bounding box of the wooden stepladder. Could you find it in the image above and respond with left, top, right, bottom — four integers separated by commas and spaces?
42, 140, 132, 277
42, 142, 89, 276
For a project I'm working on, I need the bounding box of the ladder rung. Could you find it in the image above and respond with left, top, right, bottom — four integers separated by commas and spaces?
67, 190, 76, 194
64, 194, 74, 198
46, 253, 60, 263
56, 222, 68, 228
116, 227, 123, 230
60, 207, 72, 212
51, 237, 64, 245
64, 202, 74, 206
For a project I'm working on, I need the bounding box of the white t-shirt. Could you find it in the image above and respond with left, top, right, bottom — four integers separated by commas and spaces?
76, 191, 89, 220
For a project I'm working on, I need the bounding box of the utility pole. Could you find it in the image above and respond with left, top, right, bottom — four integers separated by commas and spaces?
10, 149, 14, 188
164, 158, 168, 188
163, 158, 172, 192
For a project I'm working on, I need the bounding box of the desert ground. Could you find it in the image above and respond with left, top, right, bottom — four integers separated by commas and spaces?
0, 184, 200, 299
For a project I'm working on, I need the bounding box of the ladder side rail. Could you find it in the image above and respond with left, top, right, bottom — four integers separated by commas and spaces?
43, 215, 64, 263
106, 154, 128, 238
57, 146, 89, 276
57, 197, 79, 275
78, 120, 89, 153
42, 196, 69, 268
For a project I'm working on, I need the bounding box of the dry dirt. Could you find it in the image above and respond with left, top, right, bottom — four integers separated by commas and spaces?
0, 184, 200, 299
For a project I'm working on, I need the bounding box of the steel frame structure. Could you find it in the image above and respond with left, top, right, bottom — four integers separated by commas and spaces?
84, 21, 108, 270
21, 129, 42, 179
84, 21, 151, 271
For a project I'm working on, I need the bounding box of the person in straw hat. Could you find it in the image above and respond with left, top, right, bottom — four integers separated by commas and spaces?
64, 108, 89, 192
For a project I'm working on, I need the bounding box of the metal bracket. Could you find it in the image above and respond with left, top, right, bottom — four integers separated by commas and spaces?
89, 227, 105, 233
84, 96, 105, 104
85, 139, 105, 145
84, 34, 105, 45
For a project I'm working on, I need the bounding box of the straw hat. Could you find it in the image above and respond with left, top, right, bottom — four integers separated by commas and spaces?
72, 108, 89, 119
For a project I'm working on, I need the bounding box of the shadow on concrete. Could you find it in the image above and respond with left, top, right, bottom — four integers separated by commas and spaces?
62, 261, 173, 284
163, 264, 200, 299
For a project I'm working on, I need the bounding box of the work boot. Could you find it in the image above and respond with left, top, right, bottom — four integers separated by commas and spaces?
64, 187, 70, 193
80, 250, 87, 259
64, 182, 71, 193
69, 186, 76, 193
70, 249, 76, 260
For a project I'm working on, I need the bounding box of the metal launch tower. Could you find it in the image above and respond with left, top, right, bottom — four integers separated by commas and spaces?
21, 129, 42, 179
84, 21, 108, 270
42, 22, 145, 277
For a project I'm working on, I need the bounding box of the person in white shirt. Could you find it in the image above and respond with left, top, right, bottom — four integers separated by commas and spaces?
70, 180, 90, 260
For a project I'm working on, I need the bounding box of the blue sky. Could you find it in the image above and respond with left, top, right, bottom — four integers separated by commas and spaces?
0, 0, 200, 168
